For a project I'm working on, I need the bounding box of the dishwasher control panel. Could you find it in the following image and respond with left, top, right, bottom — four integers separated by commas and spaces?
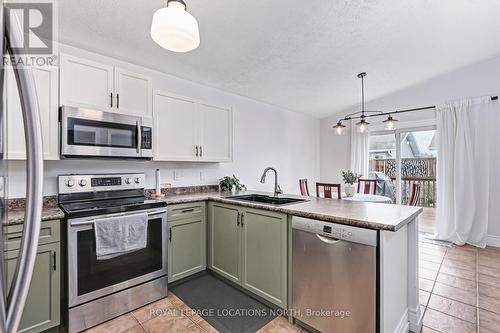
292, 216, 378, 247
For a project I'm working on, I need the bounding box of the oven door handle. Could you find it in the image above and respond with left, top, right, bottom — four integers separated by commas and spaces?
70, 210, 167, 227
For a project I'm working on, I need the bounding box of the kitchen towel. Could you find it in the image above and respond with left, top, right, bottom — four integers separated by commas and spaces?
94, 213, 148, 260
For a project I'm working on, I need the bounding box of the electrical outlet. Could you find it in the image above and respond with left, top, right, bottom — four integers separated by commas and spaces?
200, 171, 205, 181
173, 170, 180, 181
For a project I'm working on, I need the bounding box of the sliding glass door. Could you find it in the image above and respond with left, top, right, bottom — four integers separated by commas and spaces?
369, 126, 437, 207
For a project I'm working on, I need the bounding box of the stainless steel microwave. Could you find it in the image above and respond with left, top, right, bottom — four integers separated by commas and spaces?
60, 106, 153, 159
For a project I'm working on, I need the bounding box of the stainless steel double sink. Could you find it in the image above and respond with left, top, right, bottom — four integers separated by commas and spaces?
227, 194, 307, 206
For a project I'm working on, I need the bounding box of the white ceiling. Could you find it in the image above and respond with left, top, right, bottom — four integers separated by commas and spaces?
59, 0, 500, 118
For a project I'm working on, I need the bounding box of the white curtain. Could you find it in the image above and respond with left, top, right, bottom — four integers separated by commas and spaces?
434, 97, 499, 247
349, 120, 369, 177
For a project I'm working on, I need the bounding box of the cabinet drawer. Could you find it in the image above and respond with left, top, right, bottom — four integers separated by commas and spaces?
168, 202, 205, 222
4, 220, 60, 252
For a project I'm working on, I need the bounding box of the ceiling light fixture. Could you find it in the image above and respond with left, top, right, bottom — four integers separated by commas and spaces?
382, 115, 398, 130
150, 0, 200, 53
356, 118, 370, 133
333, 73, 499, 134
334, 121, 347, 135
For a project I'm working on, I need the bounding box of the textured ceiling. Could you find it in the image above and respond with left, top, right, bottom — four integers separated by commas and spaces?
58, 0, 500, 118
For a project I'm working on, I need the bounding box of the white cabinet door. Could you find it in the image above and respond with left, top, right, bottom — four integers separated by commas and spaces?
153, 91, 198, 161
114, 67, 152, 117
59, 53, 114, 111
7, 66, 59, 160
198, 103, 232, 162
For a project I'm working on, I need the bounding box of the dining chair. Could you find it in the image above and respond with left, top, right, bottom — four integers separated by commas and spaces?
299, 178, 310, 196
316, 182, 341, 199
357, 179, 377, 194
408, 183, 421, 206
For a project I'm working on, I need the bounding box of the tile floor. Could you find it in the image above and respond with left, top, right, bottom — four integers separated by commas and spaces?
419, 241, 500, 333
83, 292, 304, 333
83, 241, 500, 333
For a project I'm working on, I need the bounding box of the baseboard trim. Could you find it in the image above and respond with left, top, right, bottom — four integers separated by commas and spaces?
486, 235, 500, 248
393, 309, 409, 333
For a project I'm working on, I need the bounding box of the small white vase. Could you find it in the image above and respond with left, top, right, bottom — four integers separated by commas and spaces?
345, 185, 355, 197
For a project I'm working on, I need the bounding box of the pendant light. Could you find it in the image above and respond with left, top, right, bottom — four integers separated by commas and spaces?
150, 0, 200, 53
383, 115, 398, 130
333, 121, 346, 135
356, 118, 370, 133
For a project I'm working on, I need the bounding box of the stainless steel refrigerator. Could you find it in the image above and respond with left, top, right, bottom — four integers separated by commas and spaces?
0, 3, 44, 333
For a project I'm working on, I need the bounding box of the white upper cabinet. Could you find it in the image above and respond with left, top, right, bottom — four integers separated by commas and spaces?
59, 53, 152, 117
60, 54, 114, 111
6, 65, 59, 160
114, 67, 152, 117
198, 103, 232, 162
153, 90, 233, 162
154, 91, 198, 161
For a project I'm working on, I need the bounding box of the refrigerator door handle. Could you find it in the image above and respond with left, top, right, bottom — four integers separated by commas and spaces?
3, 8, 44, 333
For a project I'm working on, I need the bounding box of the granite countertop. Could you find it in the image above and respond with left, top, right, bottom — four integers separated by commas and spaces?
5, 190, 423, 231
7, 205, 65, 225
161, 191, 423, 232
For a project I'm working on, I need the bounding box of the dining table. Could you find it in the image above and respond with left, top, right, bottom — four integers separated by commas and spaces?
342, 193, 394, 204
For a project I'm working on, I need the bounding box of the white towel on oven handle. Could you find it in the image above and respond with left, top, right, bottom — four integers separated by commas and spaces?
94, 212, 148, 260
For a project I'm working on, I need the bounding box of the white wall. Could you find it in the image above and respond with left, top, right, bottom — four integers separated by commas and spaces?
8, 44, 320, 198
320, 54, 500, 239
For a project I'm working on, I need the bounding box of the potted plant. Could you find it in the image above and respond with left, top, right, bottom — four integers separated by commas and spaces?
342, 170, 362, 197
219, 175, 247, 194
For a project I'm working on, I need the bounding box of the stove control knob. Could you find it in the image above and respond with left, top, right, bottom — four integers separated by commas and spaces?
125, 178, 132, 184
79, 179, 87, 187
65, 179, 75, 187
134, 177, 141, 184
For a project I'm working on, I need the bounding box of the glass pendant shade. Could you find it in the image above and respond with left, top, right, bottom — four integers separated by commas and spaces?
150, 0, 200, 53
334, 121, 346, 135
356, 119, 369, 133
383, 115, 398, 130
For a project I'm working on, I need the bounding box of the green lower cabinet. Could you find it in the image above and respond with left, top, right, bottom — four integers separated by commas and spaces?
5, 242, 60, 333
241, 208, 287, 308
208, 203, 241, 284
208, 202, 288, 308
168, 215, 207, 283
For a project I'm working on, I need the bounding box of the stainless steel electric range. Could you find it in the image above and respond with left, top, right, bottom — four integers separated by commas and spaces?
58, 173, 168, 333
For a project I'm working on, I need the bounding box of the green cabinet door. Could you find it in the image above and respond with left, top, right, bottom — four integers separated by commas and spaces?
168, 216, 206, 282
5, 242, 60, 333
208, 203, 241, 284
240, 208, 287, 308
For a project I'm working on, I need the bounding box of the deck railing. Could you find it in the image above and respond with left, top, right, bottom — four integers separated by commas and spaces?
370, 158, 437, 207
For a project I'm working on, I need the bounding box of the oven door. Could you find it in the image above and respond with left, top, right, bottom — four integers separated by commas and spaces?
67, 208, 168, 307
60, 106, 148, 159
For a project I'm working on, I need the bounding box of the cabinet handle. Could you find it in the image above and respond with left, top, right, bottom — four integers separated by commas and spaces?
110, 93, 113, 107
195, 145, 199, 157
200, 146, 203, 157
169, 227, 172, 242
53, 252, 57, 271
237, 212, 240, 226
116, 93, 120, 109
241, 213, 245, 227
181, 208, 194, 213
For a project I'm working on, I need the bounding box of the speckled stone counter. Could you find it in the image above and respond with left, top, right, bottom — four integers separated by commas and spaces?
5, 189, 422, 231
6, 206, 65, 225
160, 191, 423, 231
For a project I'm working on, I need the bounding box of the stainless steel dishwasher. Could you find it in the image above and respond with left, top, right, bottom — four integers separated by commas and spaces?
292, 216, 378, 333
